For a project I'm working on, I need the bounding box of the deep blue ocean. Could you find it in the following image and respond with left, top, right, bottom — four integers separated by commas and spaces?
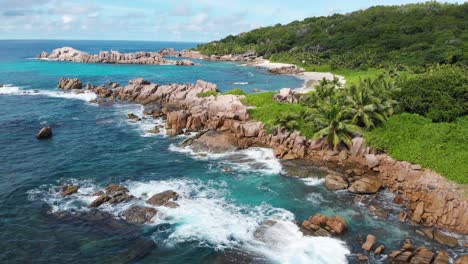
0, 40, 462, 264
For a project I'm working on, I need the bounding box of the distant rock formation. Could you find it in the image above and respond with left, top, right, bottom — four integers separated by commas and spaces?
38, 47, 194, 66
36, 127, 53, 139
268, 65, 305, 75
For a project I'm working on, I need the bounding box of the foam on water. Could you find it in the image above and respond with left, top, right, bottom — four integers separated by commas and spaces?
233, 82, 249, 85
169, 144, 283, 175
301, 177, 325, 186
115, 104, 167, 137
28, 178, 350, 264
0, 85, 97, 102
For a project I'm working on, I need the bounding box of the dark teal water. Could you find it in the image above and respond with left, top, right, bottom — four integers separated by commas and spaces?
0, 40, 463, 264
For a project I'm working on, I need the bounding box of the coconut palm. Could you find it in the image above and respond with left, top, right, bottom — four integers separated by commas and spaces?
306, 97, 361, 150
346, 78, 396, 128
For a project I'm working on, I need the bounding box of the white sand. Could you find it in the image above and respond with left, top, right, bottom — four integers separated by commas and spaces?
252, 59, 345, 93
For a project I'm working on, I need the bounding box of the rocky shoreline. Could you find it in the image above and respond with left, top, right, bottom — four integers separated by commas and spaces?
55, 77, 467, 262
38, 47, 195, 66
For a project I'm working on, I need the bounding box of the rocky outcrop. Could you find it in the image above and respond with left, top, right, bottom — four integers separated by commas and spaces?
147, 190, 180, 208
301, 213, 348, 236
56, 77, 468, 235
325, 174, 349, 190
89, 183, 134, 208
361, 234, 376, 251
61, 185, 78, 196
273, 88, 299, 104
388, 240, 451, 264
269, 65, 305, 75
36, 127, 53, 139
121, 206, 159, 224
348, 176, 383, 194
39, 47, 194, 66
58, 78, 82, 89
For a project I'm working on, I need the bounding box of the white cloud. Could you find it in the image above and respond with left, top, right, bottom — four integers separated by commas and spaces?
61, 15, 74, 24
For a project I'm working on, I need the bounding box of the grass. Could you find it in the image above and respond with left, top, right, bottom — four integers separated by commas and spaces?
223, 88, 247, 96
242, 92, 316, 138
364, 113, 468, 184
197, 90, 219, 98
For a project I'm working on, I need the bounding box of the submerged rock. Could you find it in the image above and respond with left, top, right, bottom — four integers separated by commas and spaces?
36, 127, 53, 139
61, 185, 78, 196
147, 190, 179, 207
121, 206, 159, 224
127, 113, 141, 121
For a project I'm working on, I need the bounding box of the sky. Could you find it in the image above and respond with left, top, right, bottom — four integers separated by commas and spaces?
0, 0, 464, 42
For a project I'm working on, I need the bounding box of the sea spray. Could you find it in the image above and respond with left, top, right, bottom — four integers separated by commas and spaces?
28, 178, 350, 264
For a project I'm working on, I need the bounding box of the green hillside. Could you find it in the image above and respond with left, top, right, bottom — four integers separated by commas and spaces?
197, 2, 467, 69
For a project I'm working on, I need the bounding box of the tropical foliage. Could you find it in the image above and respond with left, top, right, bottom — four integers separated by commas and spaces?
398, 64, 468, 122
365, 114, 468, 184
197, 2, 467, 69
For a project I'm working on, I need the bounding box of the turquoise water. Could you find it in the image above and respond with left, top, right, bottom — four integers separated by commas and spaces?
0, 40, 462, 264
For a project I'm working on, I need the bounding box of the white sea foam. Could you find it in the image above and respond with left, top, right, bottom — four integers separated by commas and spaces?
169, 145, 283, 175
115, 104, 167, 137
302, 177, 325, 186
0, 85, 97, 102
28, 178, 350, 264
233, 82, 249, 85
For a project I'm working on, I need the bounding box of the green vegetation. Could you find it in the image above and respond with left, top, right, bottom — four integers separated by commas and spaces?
196, 91, 219, 98
196, 1, 468, 182
197, 2, 467, 69
398, 65, 468, 122
223, 88, 247, 96
365, 114, 468, 184
241, 92, 314, 137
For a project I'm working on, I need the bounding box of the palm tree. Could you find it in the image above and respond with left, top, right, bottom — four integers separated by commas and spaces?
346, 78, 396, 129
306, 97, 361, 150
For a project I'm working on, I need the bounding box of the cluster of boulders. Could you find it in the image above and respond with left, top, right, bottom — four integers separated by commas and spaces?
300, 213, 348, 237
268, 65, 305, 75
57, 183, 180, 225
54, 76, 467, 236
356, 235, 467, 263
159, 48, 259, 62
39, 47, 194, 66
57, 78, 82, 89
273, 88, 299, 103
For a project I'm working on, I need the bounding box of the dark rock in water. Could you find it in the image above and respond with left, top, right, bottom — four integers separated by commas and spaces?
58, 77, 82, 89
253, 220, 278, 242
122, 206, 159, 224
36, 127, 53, 139
127, 113, 141, 121
89, 195, 111, 208
209, 249, 269, 264
356, 254, 368, 262
61, 185, 78, 196
368, 204, 389, 219
89, 183, 134, 208
146, 126, 160, 134
147, 190, 179, 207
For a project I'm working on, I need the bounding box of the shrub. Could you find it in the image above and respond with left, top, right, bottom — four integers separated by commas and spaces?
196, 91, 219, 98
223, 88, 247, 96
365, 113, 468, 184
398, 65, 468, 122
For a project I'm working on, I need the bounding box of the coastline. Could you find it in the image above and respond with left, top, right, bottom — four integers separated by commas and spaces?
250, 58, 346, 93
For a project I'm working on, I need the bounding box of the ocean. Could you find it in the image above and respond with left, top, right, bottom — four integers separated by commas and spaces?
0, 40, 457, 264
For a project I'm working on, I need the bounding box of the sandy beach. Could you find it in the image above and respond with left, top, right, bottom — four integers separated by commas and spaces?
253, 59, 346, 93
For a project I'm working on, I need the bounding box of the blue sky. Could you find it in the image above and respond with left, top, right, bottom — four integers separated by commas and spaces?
0, 0, 464, 42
